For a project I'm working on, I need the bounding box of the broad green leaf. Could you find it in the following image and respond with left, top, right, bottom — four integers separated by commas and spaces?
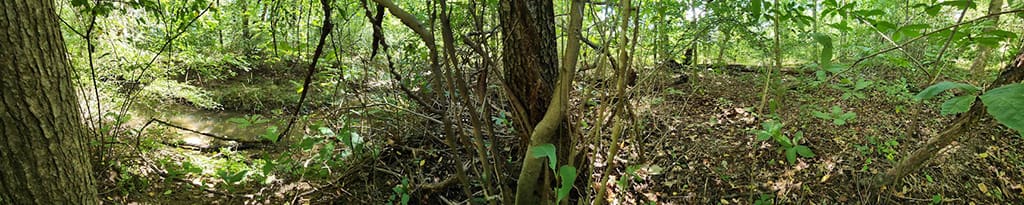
989, 30, 1018, 39
924, 5, 942, 16
938, 0, 976, 10
228, 117, 250, 127
916, 81, 979, 100
873, 21, 898, 34
318, 126, 335, 136
777, 136, 793, 148
980, 84, 1024, 136
812, 111, 830, 119
531, 143, 558, 171
557, 165, 578, 203
824, 64, 847, 73
975, 37, 1003, 47
785, 148, 798, 164
840, 112, 856, 120
834, 118, 847, 126
795, 145, 816, 158
940, 95, 976, 115
855, 79, 873, 90
261, 126, 279, 142
750, 0, 762, 19
757, 130, 772, 141
812, 33, 833, 66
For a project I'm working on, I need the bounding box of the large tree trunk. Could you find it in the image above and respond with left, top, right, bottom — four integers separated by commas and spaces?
0, 0, 99, 204
500, 0, 566, 203
500, 0, 559, 144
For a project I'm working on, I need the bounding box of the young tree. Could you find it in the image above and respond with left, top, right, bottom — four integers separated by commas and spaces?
0, 0, 99, 204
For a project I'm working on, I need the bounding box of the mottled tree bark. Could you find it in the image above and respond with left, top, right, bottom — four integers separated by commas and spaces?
500, 0, 559, 143
500, 0, 565, 203
0, 0, 99, 204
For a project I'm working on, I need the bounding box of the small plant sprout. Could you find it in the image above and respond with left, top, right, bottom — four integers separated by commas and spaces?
755, 121, 816, 164
813, 106, 856, 125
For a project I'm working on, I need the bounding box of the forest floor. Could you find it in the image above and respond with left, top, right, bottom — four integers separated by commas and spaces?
623, 68, 1024, 204
96, 67, 1024, 204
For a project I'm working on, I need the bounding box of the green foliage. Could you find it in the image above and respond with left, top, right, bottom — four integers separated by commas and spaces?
918, 82, 1024, 136
940, 96, 975, 115
216, 169, 248, 185
556, 165, 577, 203
532, 143, 558, 171
143, 79, 222, 109
915, 81, 979, 100
389, 178, 410, 205
979, 84, 1024, 136
259, 126, 279, 142
229, 114, 279, 141
813, 106, 857, 125
228, 114, 270, 128
832, 78, 873, 99
755, 121, 815, 164
812, 33, 833, 67
856, 136, 900, 161
754, 193, 775, 205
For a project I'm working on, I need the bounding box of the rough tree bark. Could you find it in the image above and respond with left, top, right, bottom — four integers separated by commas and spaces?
500, 0, 559, 146
500, 0, 572, 203
0, 0, 99, 204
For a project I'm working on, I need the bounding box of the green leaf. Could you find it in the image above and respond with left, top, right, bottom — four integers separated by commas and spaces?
988, 30, 1019, 39
228, 117, 250, 127
756, 130, 772, 141
854, 79, 874, 90
750, 0, 762, 19
834, 118, 847, 126
940, 95, 976, 115
840, 112, 857, 120
812, 33, 833, 66
531, 143, 558, 171
785, 148, 798, 164
938, 0, 976, 10
261, 126, 279, 142
318, 126, 335, 136
556, 165, 578, 203
795, 145, 816, 158
916, 81, 979, 100
980, 84, 1024, 136
812, 111, 830, 119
